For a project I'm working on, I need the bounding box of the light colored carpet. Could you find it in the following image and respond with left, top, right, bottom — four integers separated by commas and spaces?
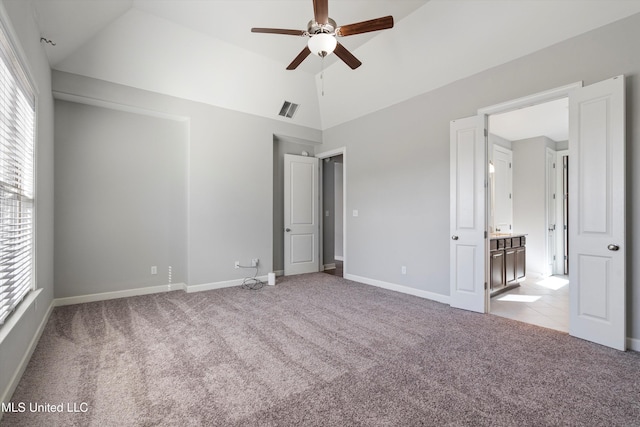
4, 273, 640, 426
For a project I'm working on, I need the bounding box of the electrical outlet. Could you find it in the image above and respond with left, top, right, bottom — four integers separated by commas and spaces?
251, 258, 259, 267
151, 266, 158, 275
401, 266, 407, 275
234, 261, 240, 269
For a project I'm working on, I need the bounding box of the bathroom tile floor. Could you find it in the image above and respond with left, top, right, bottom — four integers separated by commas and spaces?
490, 275, 569, 333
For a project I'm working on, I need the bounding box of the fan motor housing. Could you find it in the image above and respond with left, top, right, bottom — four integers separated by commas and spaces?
307, 18, 337, 35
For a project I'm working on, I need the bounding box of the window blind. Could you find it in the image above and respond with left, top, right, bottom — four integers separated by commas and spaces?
0, 24, 35, 326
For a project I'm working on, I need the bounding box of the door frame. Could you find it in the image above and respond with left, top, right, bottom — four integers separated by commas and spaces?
545, 146, 557, 276
478, 81, 582, 313
556, 149, 569, 275
316, 147, 347, 277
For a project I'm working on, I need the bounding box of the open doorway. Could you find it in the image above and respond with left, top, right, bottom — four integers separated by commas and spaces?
487, 98, 569, 332
321, 155, 344, 277
316, 147, 347, 278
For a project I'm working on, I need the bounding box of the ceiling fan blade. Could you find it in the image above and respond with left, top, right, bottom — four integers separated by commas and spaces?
336, 16, 394, 37
334, 42, 362, 70
287, 47, 312, 70
313, 0, 329, 24
251, 28, 306, 36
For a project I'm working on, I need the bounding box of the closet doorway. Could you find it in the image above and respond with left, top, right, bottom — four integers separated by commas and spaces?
317, 148, 347, 278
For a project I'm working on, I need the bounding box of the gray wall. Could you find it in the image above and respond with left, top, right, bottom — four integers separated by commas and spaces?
54, 101, 188, 297
52, 70, 321, 292
322, 12, 640, 340
0, 0, 55, 405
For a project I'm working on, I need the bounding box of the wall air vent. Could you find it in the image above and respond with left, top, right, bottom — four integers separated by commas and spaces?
278, 101, 299, 119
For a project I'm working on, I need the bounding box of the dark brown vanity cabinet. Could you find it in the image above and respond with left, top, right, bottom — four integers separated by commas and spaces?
490, 235, 526, 293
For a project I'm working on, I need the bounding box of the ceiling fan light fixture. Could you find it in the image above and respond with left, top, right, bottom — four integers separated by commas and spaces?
307, 33, 337, 57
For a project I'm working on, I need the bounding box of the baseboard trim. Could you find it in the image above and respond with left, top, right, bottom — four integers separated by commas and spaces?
274, 270, 284, 277
185, 276, 268, 293
323, 263, 336, 271
334, 256, 344, 261
1, 299, 54, 409
53, 283, 187, 307
627, 337, 640, 352
344, 274, 450, 305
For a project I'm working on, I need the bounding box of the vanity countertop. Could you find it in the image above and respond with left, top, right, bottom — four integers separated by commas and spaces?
489, 233, 527, 240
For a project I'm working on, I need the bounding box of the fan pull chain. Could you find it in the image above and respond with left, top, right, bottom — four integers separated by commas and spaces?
321, 56, 325, 96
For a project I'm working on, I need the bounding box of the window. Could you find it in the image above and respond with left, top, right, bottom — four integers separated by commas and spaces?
0, 23, 35, 326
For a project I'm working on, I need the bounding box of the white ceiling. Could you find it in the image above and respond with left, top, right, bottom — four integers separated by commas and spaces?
490, 98, 569, 142
31, 0, 640, 130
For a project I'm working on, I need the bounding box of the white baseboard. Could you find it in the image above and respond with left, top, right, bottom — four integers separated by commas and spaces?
274, 270, 284, 277
1, 298, 54, 409
323, 263, 336, 271
344, 274, 450, 305
185, 276, 268, 293
53, 283, 187, 307
627, 337, 640, 352
52, 275, 277, 305
335, 256, 344, 261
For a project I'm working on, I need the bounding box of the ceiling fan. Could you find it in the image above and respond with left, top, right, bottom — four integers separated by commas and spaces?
251, 0, 394, 70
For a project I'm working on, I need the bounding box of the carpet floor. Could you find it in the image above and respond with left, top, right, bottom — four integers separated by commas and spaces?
4, 273, 640, 426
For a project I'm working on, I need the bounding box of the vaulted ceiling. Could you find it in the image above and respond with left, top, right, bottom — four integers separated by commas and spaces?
32, 0, 640, 130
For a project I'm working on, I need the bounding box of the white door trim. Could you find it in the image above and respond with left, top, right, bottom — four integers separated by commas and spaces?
478, 82, 583, 115
316, 147, 347, 277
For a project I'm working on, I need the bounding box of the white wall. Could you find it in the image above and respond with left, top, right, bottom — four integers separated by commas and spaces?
0, 0, 54, 407
322, 12, 640, 342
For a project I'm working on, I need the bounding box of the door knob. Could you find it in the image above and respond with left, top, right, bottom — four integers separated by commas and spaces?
285, 228, 291, 232
607, 244, 620, 251
451, 235, 459, 240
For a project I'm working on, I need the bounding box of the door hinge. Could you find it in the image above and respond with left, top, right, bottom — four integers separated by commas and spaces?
484, 282, 488, 290
553, 162, 556, 169
509, 162, 512, 168
484, 231, 487, 239
484, 128, 488, 137
553, 193, 556, 199
509, 193, 512, 199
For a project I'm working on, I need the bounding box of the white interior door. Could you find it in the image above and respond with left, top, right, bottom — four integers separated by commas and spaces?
569, 76, 626, 350
450, 116, 486, 313
284, 154, 319, 276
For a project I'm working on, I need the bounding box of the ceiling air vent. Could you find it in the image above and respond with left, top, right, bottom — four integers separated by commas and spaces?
278, 101, 299, 119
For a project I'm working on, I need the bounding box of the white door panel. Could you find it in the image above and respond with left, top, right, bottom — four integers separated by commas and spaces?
450, 116, 486, 313
569, 76, 625, 350
284, 154, 319, 275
